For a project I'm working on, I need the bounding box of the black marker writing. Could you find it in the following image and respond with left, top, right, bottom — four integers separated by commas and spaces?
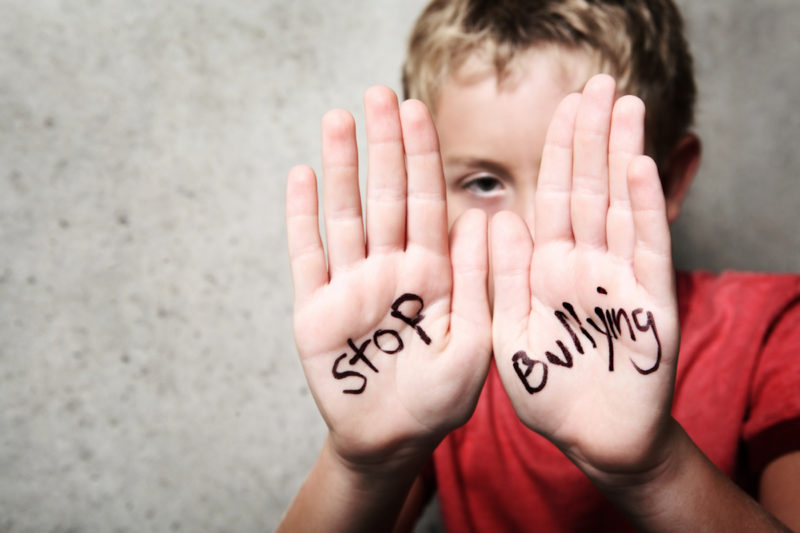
332, 293, 431, 395
512, 286, 662, 395
631, 309, 661, 375
610, 308, 636, 340
373, 329, 403, 354
555, 311, 584, 355
512, 350, 548, 394
587, 307, 615, 371
545, 340, 574, 368
347, 338, 378, 373
562, 302, 597, 348
332, 354, 367, 395
391, 293, 432, 345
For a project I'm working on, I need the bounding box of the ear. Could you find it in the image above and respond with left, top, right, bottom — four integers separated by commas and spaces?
661, 133, 702, 223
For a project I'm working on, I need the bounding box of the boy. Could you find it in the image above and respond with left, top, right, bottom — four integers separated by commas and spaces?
279, 1, 800, 531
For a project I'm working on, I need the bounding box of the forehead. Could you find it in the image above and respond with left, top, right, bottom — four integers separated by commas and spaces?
433, 46, 600, 165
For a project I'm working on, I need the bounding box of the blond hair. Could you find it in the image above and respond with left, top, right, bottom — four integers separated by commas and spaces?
402, 0, 696, 175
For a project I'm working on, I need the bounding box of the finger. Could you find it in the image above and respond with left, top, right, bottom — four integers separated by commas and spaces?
535, 92, 581, 246
607, 95, 646, 263
286, 165, 328, 304
449, 209, 491, 359
490, 211, 533, 343
571, 74, 616, 250
400, 99, 449, 256
628, 155, 674, 299
364, 86, 407, 254
321, 109, 365, 274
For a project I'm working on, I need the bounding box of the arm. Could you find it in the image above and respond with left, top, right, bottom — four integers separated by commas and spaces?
599, 420, 791, 532
761, 451, 800, 531
489, 74, 791, 532
278, 86, 491, 532
278, 437, 428, 533
753, 290, 800, 531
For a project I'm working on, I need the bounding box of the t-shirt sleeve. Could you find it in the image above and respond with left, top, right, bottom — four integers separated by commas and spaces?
742, 293, 800, 478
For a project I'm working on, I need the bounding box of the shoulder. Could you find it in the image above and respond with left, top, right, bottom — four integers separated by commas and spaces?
677, 270, 800, 335
673, 271, 800, 481
678, 270, 800, 302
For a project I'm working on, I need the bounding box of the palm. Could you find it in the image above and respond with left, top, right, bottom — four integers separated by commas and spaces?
491, 76, 679, 475
287, 87, 491, 466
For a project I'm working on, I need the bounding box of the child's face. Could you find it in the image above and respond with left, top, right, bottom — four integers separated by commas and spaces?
435, 46, 600, 230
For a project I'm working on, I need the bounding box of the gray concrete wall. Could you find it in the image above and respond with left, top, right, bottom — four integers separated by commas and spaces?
0, 1, 797, 532
673, 1, 800, 272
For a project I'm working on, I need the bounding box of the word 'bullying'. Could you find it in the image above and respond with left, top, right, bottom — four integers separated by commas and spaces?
512, 287, 662, 395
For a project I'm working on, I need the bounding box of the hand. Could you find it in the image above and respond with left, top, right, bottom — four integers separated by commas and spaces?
489, 74, 680, 480
286, 87, 491, 471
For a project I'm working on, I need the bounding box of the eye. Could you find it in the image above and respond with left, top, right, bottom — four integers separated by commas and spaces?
462, 175, 504, 196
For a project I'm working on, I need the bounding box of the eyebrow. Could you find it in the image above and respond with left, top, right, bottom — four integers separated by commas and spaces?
442, 157, 512, 179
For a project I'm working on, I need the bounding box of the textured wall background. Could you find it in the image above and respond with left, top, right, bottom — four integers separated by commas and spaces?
0, 1, 797, 532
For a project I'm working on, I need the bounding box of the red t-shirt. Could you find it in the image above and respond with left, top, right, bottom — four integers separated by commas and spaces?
430, 271, 800, 532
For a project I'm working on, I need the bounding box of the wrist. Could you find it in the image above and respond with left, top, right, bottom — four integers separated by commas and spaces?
578, 418, 701, 531
323, 433, 436, 490
589, 416, 687, 502
278, 436, 434, 533
587, 419, 789, 532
